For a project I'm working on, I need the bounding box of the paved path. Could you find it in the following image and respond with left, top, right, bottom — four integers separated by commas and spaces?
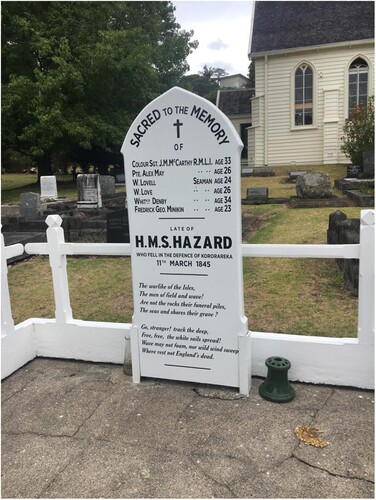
1, 359, 374, 498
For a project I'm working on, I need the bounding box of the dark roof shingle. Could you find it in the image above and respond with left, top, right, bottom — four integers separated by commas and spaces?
217, 89, 252, 116
251, 1, 374, 55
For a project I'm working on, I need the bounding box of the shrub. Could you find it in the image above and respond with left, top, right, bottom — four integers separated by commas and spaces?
341, 96, 374, 166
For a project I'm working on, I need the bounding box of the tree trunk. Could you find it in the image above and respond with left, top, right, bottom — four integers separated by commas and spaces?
36, 152, 53, 183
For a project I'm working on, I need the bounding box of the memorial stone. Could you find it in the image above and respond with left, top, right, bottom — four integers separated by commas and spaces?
296, 172, 332, 198
77, 174, 102, 209
288, 171, 306, 182
122, 87, 249, 392
246, 187, 269, 204
242, 168, 253, 177
100, 175, 116, 196
40, 176, 58, 201
346, 165, 362, 178
20, 192, 40, 218
362, 150, 374, 178
107, 209, 130, 243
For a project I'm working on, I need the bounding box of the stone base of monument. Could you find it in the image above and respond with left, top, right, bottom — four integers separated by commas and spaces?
334, 177, 374, 194
289, 196, 351, 208
345, 190, 374, 207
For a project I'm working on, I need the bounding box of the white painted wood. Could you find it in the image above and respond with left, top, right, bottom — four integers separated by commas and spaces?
251, 331, 373, 389
34, 319, 132, 363
1, 233, 23, 336
130, 326, 141, 383
45, 215, 73, 323
238, 332, 252, 395
1, 320, 36, 379
357, 210, 375, 345
2, 210, 374, 389
242, 243, 360, 259
61, 243, 131, 256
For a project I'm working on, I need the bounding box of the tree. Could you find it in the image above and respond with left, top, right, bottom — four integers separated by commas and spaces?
179, 65, 228, 104
341, 96, 374, 166
1, 1, 197, 179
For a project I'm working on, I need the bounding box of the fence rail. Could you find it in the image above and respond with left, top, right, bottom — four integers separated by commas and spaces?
1, 211, 374, 389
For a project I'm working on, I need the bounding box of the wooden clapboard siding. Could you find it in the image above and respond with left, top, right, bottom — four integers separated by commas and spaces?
251, 42, 374, 167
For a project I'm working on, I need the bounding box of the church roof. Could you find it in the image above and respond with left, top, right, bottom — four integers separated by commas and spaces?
216, 89, 253, 116
250, 1, 374, 56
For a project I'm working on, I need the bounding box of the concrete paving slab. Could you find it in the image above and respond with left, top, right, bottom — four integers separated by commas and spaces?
1, 434, 85, 498
1, 359, 374, 498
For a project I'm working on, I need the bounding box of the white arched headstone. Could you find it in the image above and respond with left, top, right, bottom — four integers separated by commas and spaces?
122, 87, 250, 392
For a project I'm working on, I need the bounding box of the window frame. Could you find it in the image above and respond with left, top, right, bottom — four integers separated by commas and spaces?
347, 56, 369, 120
291, 61, 316, 130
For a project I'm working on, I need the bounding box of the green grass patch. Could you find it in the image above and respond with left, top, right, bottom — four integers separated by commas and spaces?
241, 164, 348, 199
242, 205, 360, 337
7, 204, 360, 338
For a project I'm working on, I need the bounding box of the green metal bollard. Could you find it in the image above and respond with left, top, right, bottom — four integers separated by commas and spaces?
259, 356, 295, 402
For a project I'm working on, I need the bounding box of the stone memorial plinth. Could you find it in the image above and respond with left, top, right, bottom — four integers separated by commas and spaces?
246, 187, 269, 204
77, 174, 102, 209
20, 192, 40, 218
40, 176, 58, 201
122, 87, 250, 393
100, 175, 116, 196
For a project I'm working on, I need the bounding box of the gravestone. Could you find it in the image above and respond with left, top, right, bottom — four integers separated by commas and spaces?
246, 187, 269, 204
346, 165, 362, 178
112, 165, 126, 185
242, 168, 253, 177
296, 172, 332, 198
40, 176, 58, 201
107, 209, 130, 243
121, 86, 250, 393
20, 192, 40, 218
288, 171, 306, 182
100, 175, 116, 196
362, 150, 374, 178
77, 174, 102, 209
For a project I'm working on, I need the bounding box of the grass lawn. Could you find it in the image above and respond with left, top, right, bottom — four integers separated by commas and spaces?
7, 204, 362, 338
241, 164, 348, 199
1, 173, 125, 205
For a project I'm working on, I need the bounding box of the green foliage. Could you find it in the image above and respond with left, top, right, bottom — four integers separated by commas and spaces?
340, 96, 374, 166
179, 64, 227, 104
1, 1, 197, 175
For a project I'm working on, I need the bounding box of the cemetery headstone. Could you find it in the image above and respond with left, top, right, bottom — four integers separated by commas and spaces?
362, 150, 374, 178
346, 165, 362, 178
100, 175, 116, 196
242, 167, 253, 177
40, 175, 58, 201
107, 209, 130, 243
20, 192, 40, 218
77, 174, 102, 209
121, 86, 249, 392
246, 187, 269, 204
288, 171, 306, 182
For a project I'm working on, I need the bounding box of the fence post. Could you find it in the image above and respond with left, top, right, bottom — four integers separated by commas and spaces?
357, 210, 374, 344
1, 228, 15, 336
46, 215, 73, 323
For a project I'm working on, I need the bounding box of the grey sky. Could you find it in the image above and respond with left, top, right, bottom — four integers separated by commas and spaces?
173, 1, 253, 76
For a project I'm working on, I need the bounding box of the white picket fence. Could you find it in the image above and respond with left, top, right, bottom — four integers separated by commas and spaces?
1, 210, 374, 390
